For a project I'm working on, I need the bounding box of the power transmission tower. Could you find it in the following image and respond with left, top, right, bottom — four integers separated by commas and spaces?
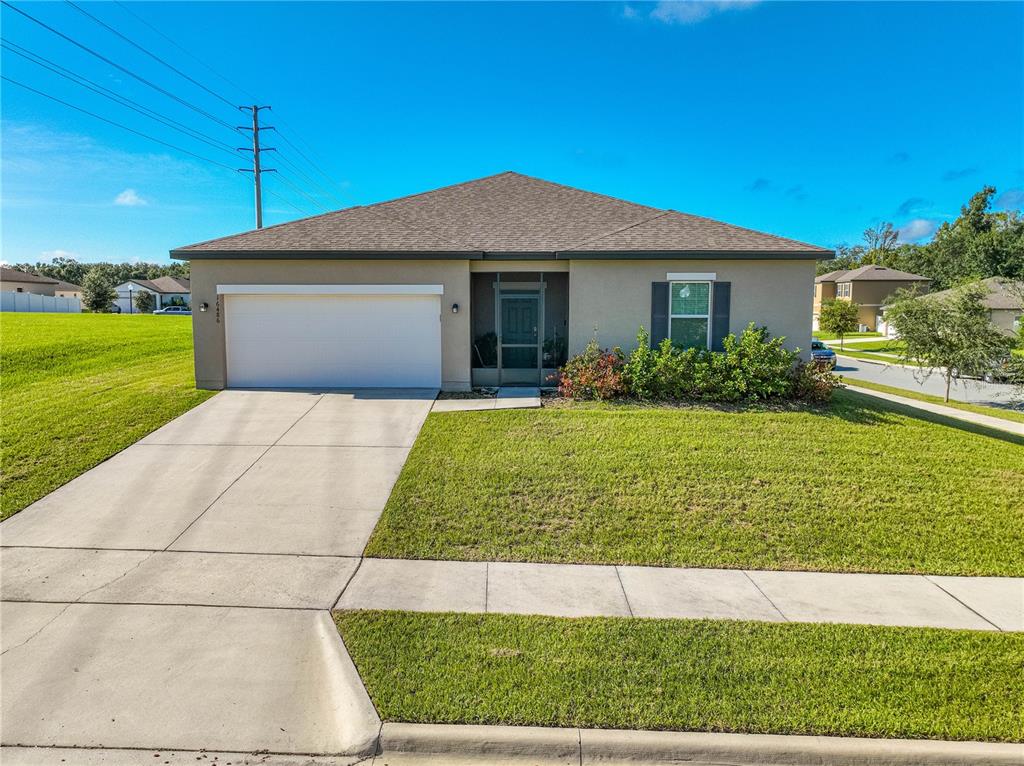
237, 105, 275, 228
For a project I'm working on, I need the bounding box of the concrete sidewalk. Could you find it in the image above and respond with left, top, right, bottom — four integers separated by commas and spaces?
432, 387, 541, 412
845, 383, 1024, 436
1, 389, 437, 759
336, 558, 1023, 631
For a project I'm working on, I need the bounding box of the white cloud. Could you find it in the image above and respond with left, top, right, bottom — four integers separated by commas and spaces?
896, 218, 939, 243
648, 1, 759, 25
114, 188, 147, 206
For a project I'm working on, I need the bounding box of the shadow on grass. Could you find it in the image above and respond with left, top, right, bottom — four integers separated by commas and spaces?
544, 390, 1024, 446
834, 389, 1024, 447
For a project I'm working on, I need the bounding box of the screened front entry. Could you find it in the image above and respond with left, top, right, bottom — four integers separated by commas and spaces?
471, 271, 569, 386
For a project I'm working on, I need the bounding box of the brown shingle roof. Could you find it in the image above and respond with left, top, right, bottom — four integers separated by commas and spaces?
815, 269, 849, 283
174, 171, 831, 258
923, 277, 1023, 311
129, 276, 190, 293
1, 266, 59, 284
837, 265, 929, 282
54, 280, 83, 291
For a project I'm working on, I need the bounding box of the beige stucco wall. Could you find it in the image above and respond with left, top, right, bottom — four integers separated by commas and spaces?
991, 308, 1022, 336
848, 280, 927, 309
55, 290, 82, 299
3, 280, 56, 296
188, 259, 472, 390
812, 281, 835, 316
568, 259, 816, 357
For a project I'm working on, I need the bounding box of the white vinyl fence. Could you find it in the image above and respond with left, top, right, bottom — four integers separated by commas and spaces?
0, 292, 82, 313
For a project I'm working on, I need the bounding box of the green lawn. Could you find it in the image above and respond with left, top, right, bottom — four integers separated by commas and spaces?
834, 339, 906, 354
843, 377, 1024, 424
336, 611, 1024, 742
365, 391, 1024, 576
836, 348, 918, 365
812, 330, 882, 341
0, 314, 214, 519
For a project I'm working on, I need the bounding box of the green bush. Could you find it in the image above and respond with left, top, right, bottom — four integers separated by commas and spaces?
560, 324, 839, 403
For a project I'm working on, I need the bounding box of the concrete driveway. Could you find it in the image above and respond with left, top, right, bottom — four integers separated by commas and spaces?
1, 389, 435, 762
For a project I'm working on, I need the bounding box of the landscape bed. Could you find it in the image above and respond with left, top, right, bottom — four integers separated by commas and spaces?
336, 610, 1024, 742
365, 390, 1024, 576
0, 313, 213, 519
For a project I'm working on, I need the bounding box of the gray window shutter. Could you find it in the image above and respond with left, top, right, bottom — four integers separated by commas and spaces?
711, 281, 731, 351
651, 282, 669, 346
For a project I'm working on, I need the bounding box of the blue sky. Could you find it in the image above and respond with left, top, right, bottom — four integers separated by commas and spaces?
2, 1, 1022, 265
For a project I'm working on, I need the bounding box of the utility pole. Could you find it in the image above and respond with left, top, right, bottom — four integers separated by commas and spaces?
237, 105, 275, 229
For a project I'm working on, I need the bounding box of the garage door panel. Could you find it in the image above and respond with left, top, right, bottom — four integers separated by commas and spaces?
224, 293, 441, 389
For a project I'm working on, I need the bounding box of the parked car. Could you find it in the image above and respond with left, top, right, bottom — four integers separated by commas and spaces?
153, 306, 192, 316
810, 340, 837, 369
981, 355, 1022, 384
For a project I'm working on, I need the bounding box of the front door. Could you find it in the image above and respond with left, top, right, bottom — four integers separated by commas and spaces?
499, 294, 540, 385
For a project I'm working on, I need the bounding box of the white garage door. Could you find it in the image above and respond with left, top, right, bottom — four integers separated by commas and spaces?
224, 291, 442, 388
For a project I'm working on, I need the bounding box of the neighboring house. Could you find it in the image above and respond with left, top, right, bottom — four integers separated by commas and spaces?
54, 280, 83, 300
813, 265, 929, 331
171, 171, 832, 390
889, 276, 1022, 337
1, 266, 59, 296
114, 276, 191, 313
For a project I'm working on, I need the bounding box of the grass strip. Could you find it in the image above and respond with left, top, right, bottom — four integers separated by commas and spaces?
336, 610, 1024, 742
1, 314, 214, 519
843, 377, 1024, 424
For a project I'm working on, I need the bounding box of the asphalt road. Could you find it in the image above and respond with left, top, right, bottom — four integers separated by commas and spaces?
835, 355, 1022, 408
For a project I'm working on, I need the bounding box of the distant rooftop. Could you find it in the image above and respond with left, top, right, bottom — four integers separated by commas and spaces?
816, 265, 930, 283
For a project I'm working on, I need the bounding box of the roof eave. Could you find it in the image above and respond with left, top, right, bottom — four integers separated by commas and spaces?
557, 249, 834, 260
170, 249, 485, 261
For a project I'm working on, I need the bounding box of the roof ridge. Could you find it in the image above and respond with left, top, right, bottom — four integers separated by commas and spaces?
558, 210, 671, 251
505, 172, 662, 212
664, 209, 831, 252
366, 170, 517, 210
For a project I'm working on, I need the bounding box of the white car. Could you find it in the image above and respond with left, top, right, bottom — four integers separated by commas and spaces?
153, 306, 192, 316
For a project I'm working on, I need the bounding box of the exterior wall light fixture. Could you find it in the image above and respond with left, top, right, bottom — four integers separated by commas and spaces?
451, 303, 459, 314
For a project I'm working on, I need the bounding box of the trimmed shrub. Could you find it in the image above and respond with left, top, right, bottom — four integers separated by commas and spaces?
559, 325, 840, 403
557, 339, 626, 400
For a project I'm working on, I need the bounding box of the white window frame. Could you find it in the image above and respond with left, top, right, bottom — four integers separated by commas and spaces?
669, 280, 713, 350
837, 282, 852, 298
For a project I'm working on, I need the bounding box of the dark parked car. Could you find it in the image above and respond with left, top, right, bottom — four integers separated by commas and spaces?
810, 340, 837, 369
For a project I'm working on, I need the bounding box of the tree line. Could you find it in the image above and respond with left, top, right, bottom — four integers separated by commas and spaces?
819, 186, 1023, 290
9, 256, 189, 288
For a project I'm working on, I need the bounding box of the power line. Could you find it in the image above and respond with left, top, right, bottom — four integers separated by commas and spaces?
262, 185, 313, 217
1, 1, 239, 134
273, 171, 331, 213
115, 0, 349, 206
113, 0, 259, 104
2, 75, 239, 172
272, 149, 345, 207
273, 128, 350, 201
1, 39, 240, 158
64, 0, 236, 109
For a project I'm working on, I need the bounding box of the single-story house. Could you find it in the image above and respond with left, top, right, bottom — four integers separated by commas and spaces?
813, 265, 929, 332
114, 276, 191, 313
171, 172, 832, 391
54, 280, 83, 300
887, 276, 1022, 337
1, 267, 59, 296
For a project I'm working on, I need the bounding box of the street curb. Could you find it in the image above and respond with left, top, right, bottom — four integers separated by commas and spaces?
377, 723, 1023, 765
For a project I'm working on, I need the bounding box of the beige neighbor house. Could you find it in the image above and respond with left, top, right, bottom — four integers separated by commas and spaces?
909, 276, 1023, 337
1, 266, 59, 295
813, 265, 929, 332
171, 172, 832, 391
54, 280, 83, 300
